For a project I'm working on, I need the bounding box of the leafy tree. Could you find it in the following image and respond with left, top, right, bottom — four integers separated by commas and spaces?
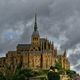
55, 62, 62, 70
11, 69, 34, 80
0, 72, 6, 80
55, 58, 62, 70
66, 70, 77, 78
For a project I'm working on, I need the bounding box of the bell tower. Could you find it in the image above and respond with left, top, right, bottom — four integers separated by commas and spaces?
31, 14, 40, 46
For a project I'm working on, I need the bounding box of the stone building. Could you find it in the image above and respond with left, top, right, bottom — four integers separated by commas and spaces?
0, 14, 70, 73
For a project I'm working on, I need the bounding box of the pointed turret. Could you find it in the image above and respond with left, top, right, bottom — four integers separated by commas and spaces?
52, 41, 54, 49
50, 41, 52, 50
46, 36, 48, 50
63, 49, 67, 57
34, 13, 37, 31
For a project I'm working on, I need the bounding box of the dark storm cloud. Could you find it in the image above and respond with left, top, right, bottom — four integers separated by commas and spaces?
0, 0, 53, 54
60, 15, 80, 49
69, 51, 80, 66
74, 64, 80, 71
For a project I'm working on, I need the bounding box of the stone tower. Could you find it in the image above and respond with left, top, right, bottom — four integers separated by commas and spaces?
31, 14, 40, 47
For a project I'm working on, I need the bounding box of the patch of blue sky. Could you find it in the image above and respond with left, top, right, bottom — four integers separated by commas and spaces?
3, 31, 19, 42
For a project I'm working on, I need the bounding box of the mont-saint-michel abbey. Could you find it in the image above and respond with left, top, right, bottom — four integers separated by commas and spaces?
0, 15, 70, 74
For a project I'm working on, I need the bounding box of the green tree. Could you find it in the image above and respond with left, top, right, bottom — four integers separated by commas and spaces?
12, 69, 34, 80
66, 70, 77, 78
0, 72, 6, 80
55, 61, 62, 70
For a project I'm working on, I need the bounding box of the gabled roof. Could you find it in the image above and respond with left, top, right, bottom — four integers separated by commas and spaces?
17, 44, 31, 51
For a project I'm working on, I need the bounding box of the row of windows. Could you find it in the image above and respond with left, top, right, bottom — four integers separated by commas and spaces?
32, 42, 39, 45
33, 38, 38, 40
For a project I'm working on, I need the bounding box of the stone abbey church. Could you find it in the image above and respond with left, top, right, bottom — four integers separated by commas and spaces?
0, 15, 70, 73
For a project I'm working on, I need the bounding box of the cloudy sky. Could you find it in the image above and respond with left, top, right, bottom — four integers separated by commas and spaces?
0, 0, 80, 73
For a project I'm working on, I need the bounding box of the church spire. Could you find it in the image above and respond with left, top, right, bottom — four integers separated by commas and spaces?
34, 13, 37, 31
32, 13, 40, 37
